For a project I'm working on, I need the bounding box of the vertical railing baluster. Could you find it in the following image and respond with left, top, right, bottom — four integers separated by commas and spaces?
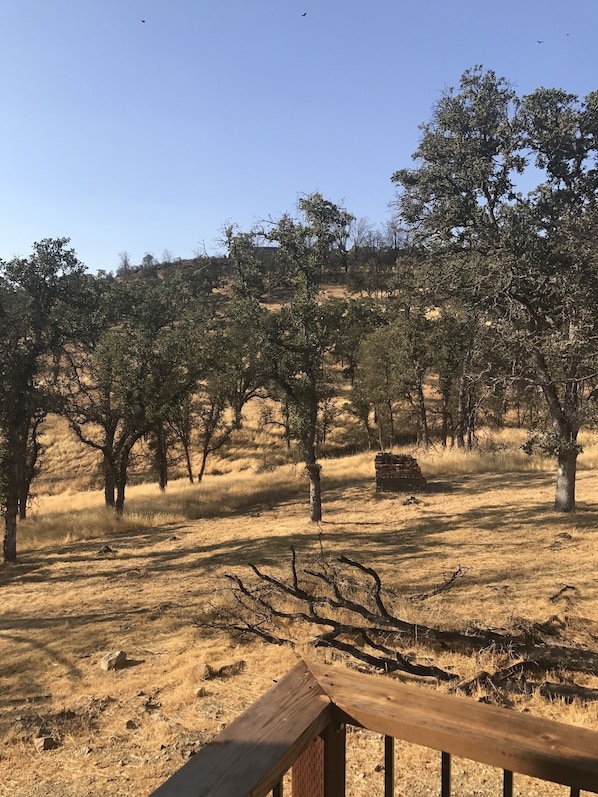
570, 789, 580, 797
272, 780, 283, 797
503, 770, 513, 797
384, 736, 394, 797
441, 752, 451, 797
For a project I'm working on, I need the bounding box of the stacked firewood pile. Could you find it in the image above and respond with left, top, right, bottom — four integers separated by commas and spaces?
374, 452, 426, 492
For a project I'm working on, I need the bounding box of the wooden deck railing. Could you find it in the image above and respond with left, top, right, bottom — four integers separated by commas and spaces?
150, 660, 598, 796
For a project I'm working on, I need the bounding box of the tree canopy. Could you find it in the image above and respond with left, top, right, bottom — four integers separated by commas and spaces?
392, 66, 598, 511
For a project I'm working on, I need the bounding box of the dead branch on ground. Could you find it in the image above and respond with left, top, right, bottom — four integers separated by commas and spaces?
204, 547, 598, 704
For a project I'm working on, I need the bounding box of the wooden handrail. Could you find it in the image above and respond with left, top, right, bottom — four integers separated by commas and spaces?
309, 661, 598, 792
150, 659, 598, 796
151, 662, 331, 797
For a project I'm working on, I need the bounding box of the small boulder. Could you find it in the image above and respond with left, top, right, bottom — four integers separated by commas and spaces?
34, 736, 59, 752
204, 660, 246, 680
100, 650, 127, 671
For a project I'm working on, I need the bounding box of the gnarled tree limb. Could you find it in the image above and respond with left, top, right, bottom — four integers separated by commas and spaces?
208, 548, 598, 703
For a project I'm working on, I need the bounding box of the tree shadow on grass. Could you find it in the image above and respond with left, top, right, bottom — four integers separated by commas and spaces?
3, 469, 596, 599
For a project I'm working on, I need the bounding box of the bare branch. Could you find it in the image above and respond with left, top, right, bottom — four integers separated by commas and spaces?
411, 565, 468, 602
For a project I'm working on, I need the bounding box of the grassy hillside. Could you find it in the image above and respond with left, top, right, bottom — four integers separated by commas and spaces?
2, 411, 598, 796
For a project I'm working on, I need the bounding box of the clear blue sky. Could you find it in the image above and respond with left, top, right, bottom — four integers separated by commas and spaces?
1, 0, 597, 272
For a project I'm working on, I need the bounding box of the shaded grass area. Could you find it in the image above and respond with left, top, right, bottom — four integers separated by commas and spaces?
18, 434, 574, 553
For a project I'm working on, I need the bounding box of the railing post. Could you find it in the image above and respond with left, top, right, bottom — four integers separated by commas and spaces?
384, 736, 394, 797
292, 714, 346, 797
441, 752, 451, 797
323, 715, 346, 797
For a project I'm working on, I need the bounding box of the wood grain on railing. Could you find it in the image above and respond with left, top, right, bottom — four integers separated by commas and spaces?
308, 661, 598, 793
150, 659, 598, 796
151, 661, 331, 797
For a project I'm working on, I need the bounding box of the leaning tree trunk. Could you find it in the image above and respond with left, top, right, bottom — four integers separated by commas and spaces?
197, 445, 210, 483
182, 441, 194, 484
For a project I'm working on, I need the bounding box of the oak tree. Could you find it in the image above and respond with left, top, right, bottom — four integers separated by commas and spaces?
392, 67, 598, 511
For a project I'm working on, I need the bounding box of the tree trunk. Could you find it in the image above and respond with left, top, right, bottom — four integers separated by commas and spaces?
183, 442, 194, 484
103, 456, 116, 508
440, 387, 451, 448
115, 479, 126, 516
374, 403, 384, 451
197, 448, 209, 483
387, 399, 395, 449
466, 387, 477, 450
114, 442, 135, 516
3, 424, 25, 563
456, 374, 467, 448
307, 462, 322, 522
415, 378, 430, 448
153, 425, 168, 492
3, 510, 17, 563
532, 347, 580, 514
18, 414, 45, 520
554, 448, 577, 512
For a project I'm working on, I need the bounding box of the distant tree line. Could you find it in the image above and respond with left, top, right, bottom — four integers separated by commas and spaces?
1, 67, 597, 562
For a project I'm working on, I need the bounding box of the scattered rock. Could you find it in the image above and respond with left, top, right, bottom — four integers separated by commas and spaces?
125, 719, 139, 730
195, 686, 209, 698
204, 660, 246, 680
97, 545, 115, 555
143, 697, 161, 712
34, 736, 58, 752
100, 650, 127, 671
402, 495, 421, 505
549, 532, 573, 549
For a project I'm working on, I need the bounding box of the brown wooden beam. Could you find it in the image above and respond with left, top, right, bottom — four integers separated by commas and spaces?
151, 661, 332, 797
307, 661, 598, 793
292, 710, 346, 797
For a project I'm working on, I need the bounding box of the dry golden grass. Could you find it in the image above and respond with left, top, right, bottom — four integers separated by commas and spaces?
2, 414, 598, 796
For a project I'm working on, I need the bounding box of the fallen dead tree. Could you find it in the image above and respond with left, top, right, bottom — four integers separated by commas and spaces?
204, 548, 598, 704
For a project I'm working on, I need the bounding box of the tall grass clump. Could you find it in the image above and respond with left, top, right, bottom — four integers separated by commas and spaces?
18, 465, 312, 550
